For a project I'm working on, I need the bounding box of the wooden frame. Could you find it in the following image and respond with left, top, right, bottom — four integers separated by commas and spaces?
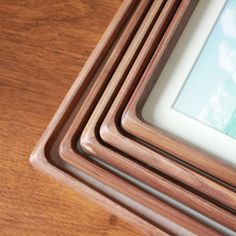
121, 0, 236, 189
29, 2, 167, 235
97, 0, 236, 210
60, 0, 236, 232
30, 0, 220, 235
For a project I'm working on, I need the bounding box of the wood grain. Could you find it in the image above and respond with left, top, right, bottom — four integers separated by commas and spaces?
56, 0, 216, 234
28, 0, 171, 235
97, 0, 236, 229
59, 0, 235, 229
99, 0, 236, 225
0, 1, 147, 235
60, 0, 227, 235
97, 1, 236, 212
121, 2, 236, 188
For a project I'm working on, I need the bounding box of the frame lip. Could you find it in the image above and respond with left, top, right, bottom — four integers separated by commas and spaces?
30, 152, 168, 236
97, 0, 236, 226
28, 0, 219, 235
121, 0, 236, 187
80, 0, 236, 210
28, 1, 169, 235
60, 0, 236, 233
29, 0, 222, 234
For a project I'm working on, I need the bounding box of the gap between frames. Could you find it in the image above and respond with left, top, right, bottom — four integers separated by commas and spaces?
60, 0, 232, 234
29, 1, 169, 235
62, 0, 236, 232
122, 0, 236, 189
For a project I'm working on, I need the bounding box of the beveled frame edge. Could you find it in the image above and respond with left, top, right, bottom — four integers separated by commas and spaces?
121, 1, 236, 188
78, 0, 236, 211
61, 0, 233, 228
60, 0, 223, 235
29, 0, 220, 234
28, 1, 168, 236
97, 0, 236, 230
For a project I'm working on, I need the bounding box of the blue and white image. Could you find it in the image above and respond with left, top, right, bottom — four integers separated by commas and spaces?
174, 0, 236, 138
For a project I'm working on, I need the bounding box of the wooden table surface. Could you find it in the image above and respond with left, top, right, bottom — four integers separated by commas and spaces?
0, 1, 143, 235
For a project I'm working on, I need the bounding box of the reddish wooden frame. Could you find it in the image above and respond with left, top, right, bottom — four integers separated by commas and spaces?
121, 1, 236, 188
98, 0, 236, 211
29, 2, 168, 235
60, 0, 236, 232
30, 0, 220, 235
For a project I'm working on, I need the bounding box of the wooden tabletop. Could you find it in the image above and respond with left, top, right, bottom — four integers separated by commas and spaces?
0, 1, 143, 235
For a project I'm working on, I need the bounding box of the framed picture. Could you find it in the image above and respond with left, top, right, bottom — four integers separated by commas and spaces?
122, 0, 236, 187
142, 0, 236, 166
31, 0, 229, 234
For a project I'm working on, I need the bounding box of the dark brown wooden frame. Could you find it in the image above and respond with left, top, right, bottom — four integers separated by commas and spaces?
60, 0, 236, 232
121, 1, 236, 189
30, 0, 220, 235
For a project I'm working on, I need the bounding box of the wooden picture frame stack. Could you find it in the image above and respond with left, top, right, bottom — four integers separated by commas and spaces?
30, 0, 236, 235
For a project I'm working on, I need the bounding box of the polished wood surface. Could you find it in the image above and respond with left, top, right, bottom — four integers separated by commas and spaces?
29, 0, 167, 235
57, 0, 223, 235
102, 0, 236, 211
122, 2, 236, 188
99, 0, 236, 228
59, 0, 236, 231
0, 1, 144, 235
97, 0, 236, 228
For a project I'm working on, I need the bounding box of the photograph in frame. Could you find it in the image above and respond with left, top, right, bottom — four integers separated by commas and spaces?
174, 0, 236, 139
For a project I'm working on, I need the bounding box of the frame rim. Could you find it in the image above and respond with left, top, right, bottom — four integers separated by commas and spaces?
121, 0, 236, 188
29, 0, 219, 235
29, 1, 168, 235
73, 0, 236, 209
60, 0, 236, 232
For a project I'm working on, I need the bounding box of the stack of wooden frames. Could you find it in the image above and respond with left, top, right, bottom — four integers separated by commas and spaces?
30, 0, 236, 235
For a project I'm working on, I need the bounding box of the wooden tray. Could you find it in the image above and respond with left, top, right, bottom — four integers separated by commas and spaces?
60, 0, 235, 233
30, 0, 219, 235
121, 0, 236, 189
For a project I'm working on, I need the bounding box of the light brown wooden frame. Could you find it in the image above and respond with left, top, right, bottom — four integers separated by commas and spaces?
60, 0, 236, 232
121, 1, 236, 189
30, 0, 220, 235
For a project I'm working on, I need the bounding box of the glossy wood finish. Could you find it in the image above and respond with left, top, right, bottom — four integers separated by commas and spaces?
29, 1, 167, 235
121, 4, 236, 189
89, 1, 236, 211
61, 0, 236, 231
29, 0, 221, 234
59, 0, 230, 234
98, 0, 236, 228
0, 1, 152, 235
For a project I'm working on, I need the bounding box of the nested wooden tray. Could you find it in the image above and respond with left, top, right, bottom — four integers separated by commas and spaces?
60, 0, 236, 233
121, 0, 236, 189
30, 0, 220, 235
